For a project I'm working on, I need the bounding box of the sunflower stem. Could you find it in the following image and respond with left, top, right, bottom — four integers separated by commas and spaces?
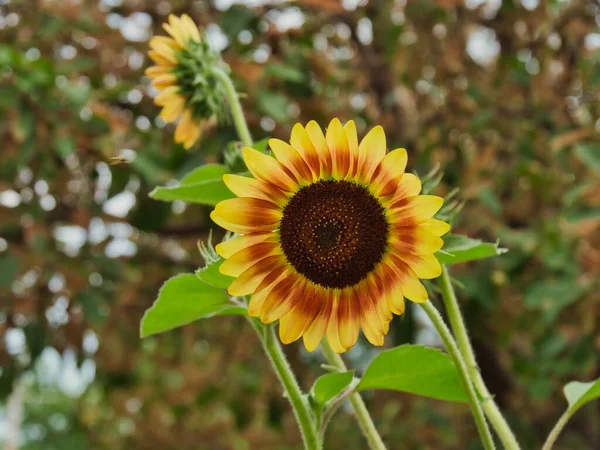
211, 67, 253, 147
253, 321, 321, 450
320, 339, 387, 450
437, 265, 521, 450
420, 301, 496, 450
541, 409, 571, 450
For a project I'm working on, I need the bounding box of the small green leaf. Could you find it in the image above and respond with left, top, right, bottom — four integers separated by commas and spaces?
180, 164, 229, 184
564, 379, 600, 416
574, 143, 600, 175
357, 345, 468, 402
436, 233, 507, 265
311, 371, 354, 406
196, 258, 234, 289
140, 274, 245, 338
149, 164, 234, 205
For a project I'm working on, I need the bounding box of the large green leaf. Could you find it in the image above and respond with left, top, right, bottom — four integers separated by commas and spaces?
563, 379, 600, 417
196, 258, 234, 290
140, 274, 245, 338
436, 233, 507, 265
311, 371, 355, 406
357, 345, 468, 402
149, 164, 234, 205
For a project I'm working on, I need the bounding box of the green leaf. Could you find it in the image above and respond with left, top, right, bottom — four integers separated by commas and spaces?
180, 164, 229, 184
357, 345, 468, 402
311, 371, 354, 406
574, 143, 600, 175
564, 379, 600, 416
149, 164, 234, 205
140, 274, 245, 338
196, 258, 234, 289
436, 234, 507, 265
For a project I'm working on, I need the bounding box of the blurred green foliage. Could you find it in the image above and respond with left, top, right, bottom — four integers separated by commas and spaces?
0, 0, 599, 449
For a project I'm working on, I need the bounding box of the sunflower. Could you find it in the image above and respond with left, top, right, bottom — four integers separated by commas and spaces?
211, 119, 449, 353
146, 14, 228, 149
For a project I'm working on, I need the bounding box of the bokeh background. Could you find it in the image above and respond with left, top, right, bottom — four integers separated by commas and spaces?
1, 0, 599, 449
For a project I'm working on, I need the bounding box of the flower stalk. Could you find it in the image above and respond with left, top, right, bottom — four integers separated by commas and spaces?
420, 301, 496, 450
320, 340, 387, 450
211, 67, 253, 147
252, 321, 321, 450
541, 410, 570, 450
437, 265, 520, 450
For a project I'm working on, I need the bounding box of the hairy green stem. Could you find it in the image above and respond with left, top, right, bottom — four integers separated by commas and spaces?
253, 322, 321, 450
420, 301, 496, 450
541, 410, 570, 450
437, 265, 520, 450
320, 339, 387, 450
212, 67, 253, 147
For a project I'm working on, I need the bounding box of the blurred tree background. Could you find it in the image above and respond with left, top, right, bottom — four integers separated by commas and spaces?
0, 0, 599, 449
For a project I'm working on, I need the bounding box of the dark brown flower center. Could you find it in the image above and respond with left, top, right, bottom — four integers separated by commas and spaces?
280, 180, 389, 289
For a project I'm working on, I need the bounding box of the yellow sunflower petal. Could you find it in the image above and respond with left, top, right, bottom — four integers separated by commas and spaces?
337, 288, 361, 351
420, 218, 451, 237
182, 121, 201, 149
386, 282, 405, 315
360, 309, 385, 346
260, 274, 303, 323
388, 195, 444, 226
159, 95, 185, 122
148, 49, 175, 66
356, 125, 386, 183
145, 65, 171, 78
152, 73, 178, 89
174, 109, 193, 143
149, 36, 178, 63
388, 256, 429, 303
344, 120, 360, 179
180, 14, 201, 42
228, 254, 285, 296
326, 118, 351, 179
223, 174, 288, 206
155, 86, 179, 106
219, 241, 281, 277
303, 288, 333, 352
378, 263, 406, 315
386, 174, 423, 207
248, 265, 288, 316
368, 273, 393, 323
397, 252, 442, 279
269, 138, 313, 185
215, 232, 276, 259
356, 282, 386, 335
371, 148, 408, 197
306, 121, 332, 179
242, 147, 298, 193
279, 285, 320, 344
211, 198, 281, 234
390, 227, 444, 255
290, 123, 321, 180
326, 291, 347, 353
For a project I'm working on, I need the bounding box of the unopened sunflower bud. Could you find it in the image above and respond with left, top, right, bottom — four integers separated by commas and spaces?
146, 14, 229, 149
